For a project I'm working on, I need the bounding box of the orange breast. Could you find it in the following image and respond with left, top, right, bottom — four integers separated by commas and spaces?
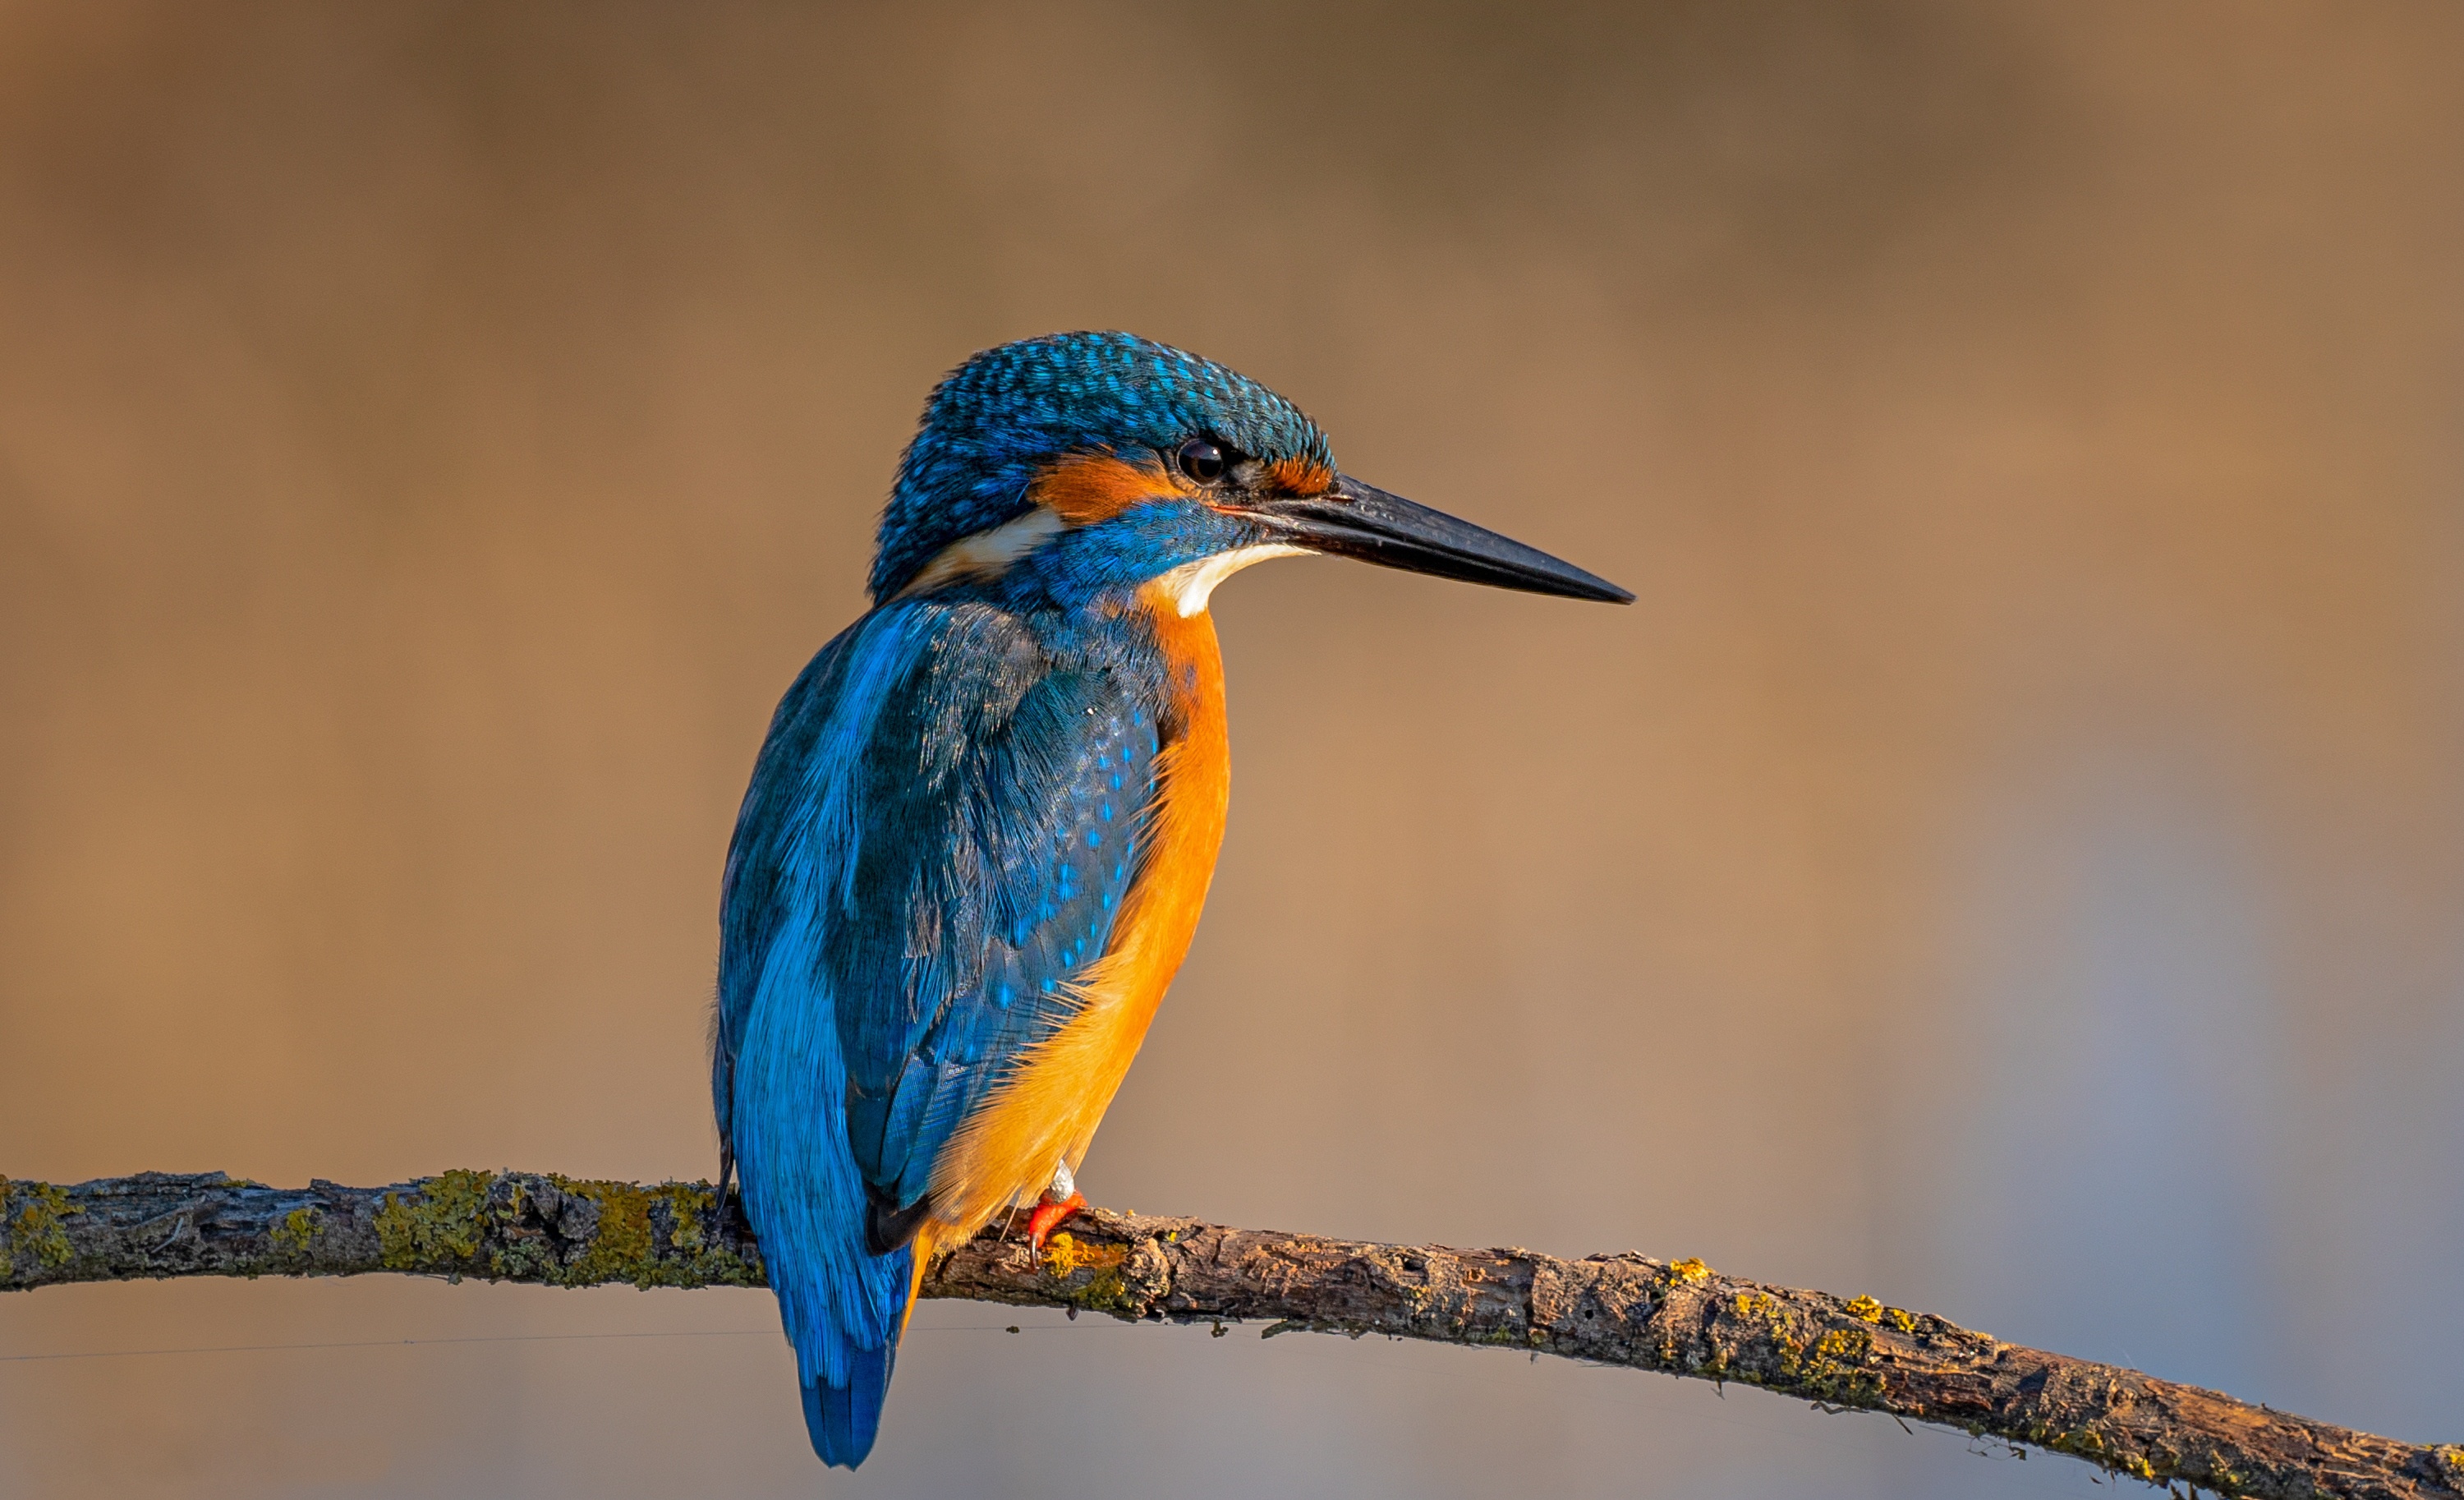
923, 589, 1231, 1236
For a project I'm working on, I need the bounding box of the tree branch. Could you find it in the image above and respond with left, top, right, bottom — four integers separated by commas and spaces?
6, 1171, 2455, 1498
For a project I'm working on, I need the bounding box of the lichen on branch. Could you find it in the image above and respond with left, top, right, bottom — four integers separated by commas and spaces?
6, 1171, 2458, 1500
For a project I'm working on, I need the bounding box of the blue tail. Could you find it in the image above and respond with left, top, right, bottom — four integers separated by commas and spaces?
720, 837, 931, 1470
802, 1340, 896, 1468
766, 1233, 912, 1469
761, 1217, 913, 1470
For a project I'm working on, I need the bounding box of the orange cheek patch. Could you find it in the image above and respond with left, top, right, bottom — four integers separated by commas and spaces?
1267, 457, 1335, 496
1029, 453, 1185, 524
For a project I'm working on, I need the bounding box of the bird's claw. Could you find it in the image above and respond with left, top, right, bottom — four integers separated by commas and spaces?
1024, 1191, 1086, 1253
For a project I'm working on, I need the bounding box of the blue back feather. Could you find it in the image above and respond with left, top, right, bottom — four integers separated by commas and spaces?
716, 596, 1168, 1465
720, 330, 1336, 1467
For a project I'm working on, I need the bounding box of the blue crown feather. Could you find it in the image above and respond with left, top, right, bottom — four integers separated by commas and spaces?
869, 331, 1335, 600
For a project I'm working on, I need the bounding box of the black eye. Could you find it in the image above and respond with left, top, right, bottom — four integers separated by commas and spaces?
1175, 438, 1226, 484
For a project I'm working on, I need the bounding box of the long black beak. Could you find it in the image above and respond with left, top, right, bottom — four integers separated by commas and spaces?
1253, 476, 1633, 604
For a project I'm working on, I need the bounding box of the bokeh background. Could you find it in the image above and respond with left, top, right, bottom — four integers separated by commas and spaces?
4, 2, 2461, 1496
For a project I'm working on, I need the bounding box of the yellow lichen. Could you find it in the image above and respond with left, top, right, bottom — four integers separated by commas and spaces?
538, 1177, 752, 1289
665, 1186, 706, 1253
550, 1177, 654, 1286
1735, 1291, 1777, 1318
1845, 1295, 1884, 1323
1668, 1258, 1710, 1285
2048, 1426, 2108, 1456
370, 1173, 759, 1288
374, 1170, 495, 1271
270, 1206, 322, 1258
1041, 1231, 1124, 1281
2, 1179, 80, 1271
642, 1181, 761, 1288
1774, 1334, 1804, 1378
1887, 1308, 1916, 1334
1075, 1266, 1135, 1313
1040, 1232, 1136, 1314
1791, 1325, 1881, 1401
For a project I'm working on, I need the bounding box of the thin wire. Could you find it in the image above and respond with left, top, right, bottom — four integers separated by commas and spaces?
0, 1321, 1097, 1365
1320, 1335, 2106, 1495
2, 1330, 767, 1364
3, 1321, 2106, 1489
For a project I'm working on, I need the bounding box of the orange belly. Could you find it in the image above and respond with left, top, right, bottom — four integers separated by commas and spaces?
920, 589, 1231, 1245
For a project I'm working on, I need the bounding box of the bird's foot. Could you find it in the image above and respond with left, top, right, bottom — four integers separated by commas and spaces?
1024, 1192, 1085, 1253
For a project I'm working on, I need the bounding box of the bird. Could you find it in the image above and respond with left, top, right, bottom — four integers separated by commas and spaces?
710, 330, 1630, 1467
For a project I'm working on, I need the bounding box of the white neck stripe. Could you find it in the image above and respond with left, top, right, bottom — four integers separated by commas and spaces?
895, 507, 1069, 597
898, 511, 1308, 614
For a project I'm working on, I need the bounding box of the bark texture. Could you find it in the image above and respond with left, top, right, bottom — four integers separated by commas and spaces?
7, 1171, 2457, 1499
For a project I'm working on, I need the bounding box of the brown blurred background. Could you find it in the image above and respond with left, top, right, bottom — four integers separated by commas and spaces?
3, 2, 2460, 1496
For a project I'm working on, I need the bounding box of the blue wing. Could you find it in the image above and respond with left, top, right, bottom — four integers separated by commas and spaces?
713, 597, 1158, 1467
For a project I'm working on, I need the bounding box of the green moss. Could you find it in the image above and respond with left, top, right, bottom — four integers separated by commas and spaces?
1749, 1321, 1884, 1404
1040, 1231, 1138, 1316
1073, 1267, 1137, 1314
667, 1189, 706, 1253
2, 1179, 80, 1271
375, 1170, 495, 1272
542, 1176, 757, 1290
1041, 1231, 1108, 1277
370, 1172, 761, 1288
552, 1177, 653, 1285
270, 1206, 322, 1259
2047, 1426, 2107, 1457
644, 1180, 757, 1287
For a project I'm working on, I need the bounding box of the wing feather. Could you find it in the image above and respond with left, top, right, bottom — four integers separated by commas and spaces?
715, 595, 1159, 1244
711, 597, 1159, 1465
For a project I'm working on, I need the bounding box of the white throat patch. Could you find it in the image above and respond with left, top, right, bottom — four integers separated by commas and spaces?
1151, 544, 1312, 617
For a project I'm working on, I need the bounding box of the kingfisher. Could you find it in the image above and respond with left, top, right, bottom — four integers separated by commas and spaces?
711, 331, 1629, 1467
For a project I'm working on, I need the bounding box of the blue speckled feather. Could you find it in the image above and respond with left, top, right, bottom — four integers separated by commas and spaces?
715, 329, 1356, 1470
871, 331, 1333, 600
713, 326, 1622, 1474
713, 593, 1164, 1465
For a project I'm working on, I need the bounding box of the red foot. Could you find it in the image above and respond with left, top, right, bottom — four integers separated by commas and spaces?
1024, 1191, 1086, 1252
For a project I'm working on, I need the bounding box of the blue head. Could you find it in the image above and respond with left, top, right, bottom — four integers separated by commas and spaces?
871, 331, 1631, 614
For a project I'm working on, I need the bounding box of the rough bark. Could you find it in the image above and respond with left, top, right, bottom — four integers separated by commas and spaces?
6, 1171, 2456, 1499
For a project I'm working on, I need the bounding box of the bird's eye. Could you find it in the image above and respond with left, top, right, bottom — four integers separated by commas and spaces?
1175, 438, 1226, 484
